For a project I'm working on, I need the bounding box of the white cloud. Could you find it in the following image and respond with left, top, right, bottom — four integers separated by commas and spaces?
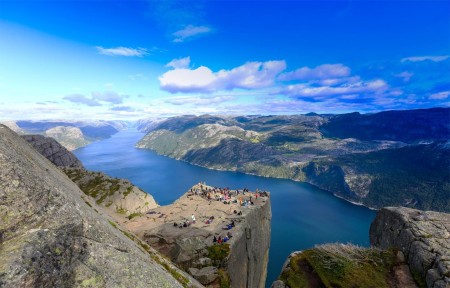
166, 56, 191, 69
96, 46, 148, 57
92, 91, 126, 104
172, 25, 212, 42
159, 60, 286, 93
429, 91, 450, 100
395, 71, 414, 82
279, 64, 351, 81
63, 94, 101, 106
401, 55, 449, 63
280, 79, 388, 99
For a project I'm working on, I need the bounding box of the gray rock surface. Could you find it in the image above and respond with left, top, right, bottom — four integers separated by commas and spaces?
227, 196, 272, 288
21, 134, 83, 168
188, 266, 218, 285
370, 207, 450, 288
0, 125, 196, 287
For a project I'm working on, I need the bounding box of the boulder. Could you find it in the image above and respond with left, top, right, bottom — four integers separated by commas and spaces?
189, 266, 218, 285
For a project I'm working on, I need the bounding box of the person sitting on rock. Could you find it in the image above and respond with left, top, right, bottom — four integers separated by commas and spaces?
223, 236, 228, 243
217, 236, 222, 244
213, 236, 217, 243
227, 231, 232, 238
231, 220, 235, 227
173, 222, 178, 227
191, 214, 196, 223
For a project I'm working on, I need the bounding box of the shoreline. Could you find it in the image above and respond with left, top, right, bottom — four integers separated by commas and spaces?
135, 146, 379, 212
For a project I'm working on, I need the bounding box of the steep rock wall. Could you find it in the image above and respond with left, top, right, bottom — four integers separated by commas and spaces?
370, 207, 450, 288
227, 196, 271, 288
21, 134, 84, 168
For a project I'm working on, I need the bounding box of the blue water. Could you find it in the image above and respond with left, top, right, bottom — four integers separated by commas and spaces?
74, 129, 376, 287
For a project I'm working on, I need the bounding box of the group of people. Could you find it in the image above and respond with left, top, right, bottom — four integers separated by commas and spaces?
213, 231, 233, 244
173, 213, 197, 228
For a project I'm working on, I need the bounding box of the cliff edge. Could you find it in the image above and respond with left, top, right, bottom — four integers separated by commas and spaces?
116, 184, 272, 287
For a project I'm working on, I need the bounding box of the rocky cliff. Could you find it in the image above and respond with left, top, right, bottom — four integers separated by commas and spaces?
22, 134, 84, 168
115, 184, 272, 287
370, 207, 450, 288
63, 168, 159, 217
0, 125, 200, 287
272, 207, 449, 288
21, 134, 157, 219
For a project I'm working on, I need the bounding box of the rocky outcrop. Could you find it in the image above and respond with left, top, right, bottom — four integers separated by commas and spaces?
0, 125, 200, 287
63, 167, 158, 217
21, 134, 84, 168
370, 207, 450, 288
271, 244, 418, 288
117, 184, 272, 287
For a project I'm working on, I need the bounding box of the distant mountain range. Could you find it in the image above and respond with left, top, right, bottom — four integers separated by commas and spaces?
136, 108, 450, 212
1, 120, 126, 150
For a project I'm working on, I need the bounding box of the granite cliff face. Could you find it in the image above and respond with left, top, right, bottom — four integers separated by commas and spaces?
22, 134, 84, 168
370, 207, 450, 288
0, 125, 200, 287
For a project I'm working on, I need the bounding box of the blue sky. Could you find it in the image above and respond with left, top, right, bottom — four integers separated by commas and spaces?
0, 0, 449, 120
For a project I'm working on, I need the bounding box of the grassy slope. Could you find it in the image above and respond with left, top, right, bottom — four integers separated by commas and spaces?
279, 244, 398, 288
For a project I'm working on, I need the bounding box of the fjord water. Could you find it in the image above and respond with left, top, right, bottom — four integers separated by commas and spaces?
74, 129, 376, 286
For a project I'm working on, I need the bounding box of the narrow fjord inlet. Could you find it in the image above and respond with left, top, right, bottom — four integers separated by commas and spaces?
74, 129, 376, 286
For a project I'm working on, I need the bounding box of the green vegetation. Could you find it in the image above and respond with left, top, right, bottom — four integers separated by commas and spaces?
309, 143, 450, 211
218, 269, 231, 288
207, 244, 230, 262
279, 244, 397, 288
108, 220, 118, 229
63, 168, 137, 208
127, 212, 143, 220
116, 206, 127, 214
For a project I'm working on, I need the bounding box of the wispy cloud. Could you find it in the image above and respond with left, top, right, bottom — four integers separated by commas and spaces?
401, 55, 449, 63
110, 105, 136, 112
279, 64, 351, 81
172, 25, 212, 42
96, 46, 148, 57
279, 79, 388, 100
63, 94, 101, 106
429, 91, 450, 100
166, 56, 191, 69
394, 71, 414, 82
92, 91, 126, 104
160, 59, 286, 93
